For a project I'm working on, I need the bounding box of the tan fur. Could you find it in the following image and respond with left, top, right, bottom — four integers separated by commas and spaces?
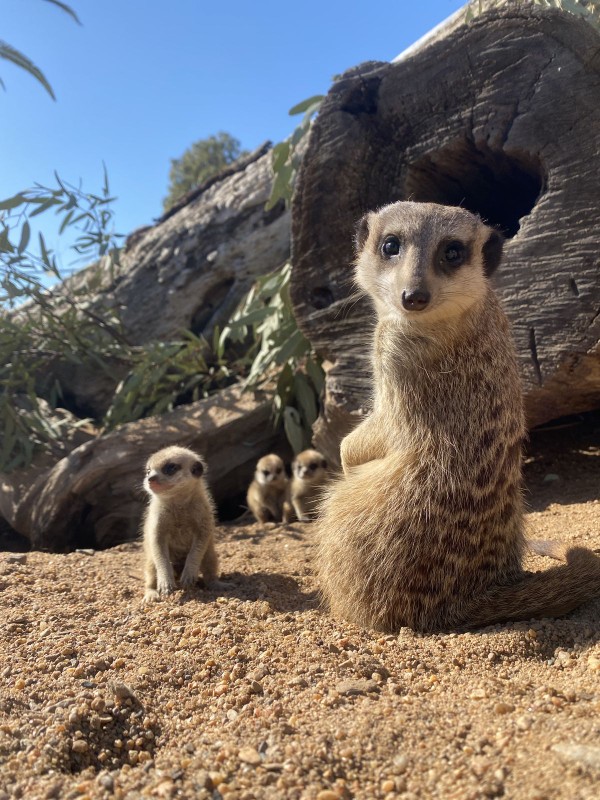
317, 201, 600, 632
142, 445, 220, 602
289, 449, 329, 521
246, 454, 291, 523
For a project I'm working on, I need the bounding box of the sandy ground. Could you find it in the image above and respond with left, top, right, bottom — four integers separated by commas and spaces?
1, 415, 599, 800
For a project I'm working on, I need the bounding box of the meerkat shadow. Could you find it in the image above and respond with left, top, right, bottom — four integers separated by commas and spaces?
206, 570, 318, 613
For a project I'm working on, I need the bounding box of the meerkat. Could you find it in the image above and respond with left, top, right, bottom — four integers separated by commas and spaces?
316, 200, 600, 632
289, 449, 329, 521
142, 445, 221, 602
246, 454, 291, 523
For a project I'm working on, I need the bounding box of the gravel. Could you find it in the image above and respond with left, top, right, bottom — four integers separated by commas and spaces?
0, 421, 599, 799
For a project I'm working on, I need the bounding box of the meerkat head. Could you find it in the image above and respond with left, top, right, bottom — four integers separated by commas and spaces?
292, 449, 328, 483
144, 445, 206, 499
254, 454, 287, 487
354, 201, 503, 326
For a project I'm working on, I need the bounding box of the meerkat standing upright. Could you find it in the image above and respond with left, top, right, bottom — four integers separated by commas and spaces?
317, 201, 600, 632
142, 445, 221, 602
289, 449, 328, 521
246, 454, 291, 523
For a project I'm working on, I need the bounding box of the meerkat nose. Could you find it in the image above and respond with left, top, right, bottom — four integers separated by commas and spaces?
402, 288, 431, 311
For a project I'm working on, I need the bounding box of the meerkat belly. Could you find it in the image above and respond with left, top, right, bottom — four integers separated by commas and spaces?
318, 446, 523, 631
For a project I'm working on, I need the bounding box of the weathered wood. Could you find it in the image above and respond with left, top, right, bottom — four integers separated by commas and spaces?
291, 5, 600, 464
0, 386, 287, 552
45, 143, 290, 418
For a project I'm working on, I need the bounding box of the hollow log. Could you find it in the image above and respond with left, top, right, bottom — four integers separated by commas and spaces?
0, 386, 287, 552
291, 5, 600, 464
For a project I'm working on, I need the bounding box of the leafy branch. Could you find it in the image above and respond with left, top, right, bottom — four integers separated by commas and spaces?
0, 1, 80, 99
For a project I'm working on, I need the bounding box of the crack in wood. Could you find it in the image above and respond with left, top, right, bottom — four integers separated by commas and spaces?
528, 327, 543, 386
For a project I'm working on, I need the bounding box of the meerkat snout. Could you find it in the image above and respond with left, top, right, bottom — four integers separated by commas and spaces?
401, 288, 431, 311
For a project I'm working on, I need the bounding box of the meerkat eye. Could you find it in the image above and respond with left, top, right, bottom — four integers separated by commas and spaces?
162, 462, 180, 476
442, 241, 465, 267
275, 467, 282, 474
262, 469, 271, 477
381, 235, 401, 258
309, 461, 318, 470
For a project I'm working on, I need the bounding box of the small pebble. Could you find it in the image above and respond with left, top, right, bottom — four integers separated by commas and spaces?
238, 746, 262, 766
6, 554, 27, 564
494, 702, 515, 715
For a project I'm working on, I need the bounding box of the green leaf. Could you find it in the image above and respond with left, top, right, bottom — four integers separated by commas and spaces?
294, 372, 318, 427
0, 40, 56, 99
17, 221, 31, 255
305, 354, 325, 395
0, 193, 26, 211
30, 197, 62, 217
274, 327, 308, 365
283, 406, 305, 454
289, 95, 325, 116
42, 0, 81, 24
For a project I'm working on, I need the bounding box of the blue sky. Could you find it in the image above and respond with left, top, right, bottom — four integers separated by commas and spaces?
2, 0, 464, 253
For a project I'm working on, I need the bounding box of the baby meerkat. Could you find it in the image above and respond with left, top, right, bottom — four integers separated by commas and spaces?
246, 454, 291, 523
317, 200, 600, 632
142, 445, 221, 602
289, 449, 328, 521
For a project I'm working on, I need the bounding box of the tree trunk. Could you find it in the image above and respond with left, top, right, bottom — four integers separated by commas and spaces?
291, 5, 600, 464
0, 386, 287, 552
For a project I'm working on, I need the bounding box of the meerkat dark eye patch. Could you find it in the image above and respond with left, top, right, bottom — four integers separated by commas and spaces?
436, 240, 469, 273
162, 462, 181, 476
262, 469, 271, 477
309, 461, 318, 470
191, 460, 204, 477
381, 235, 401, 258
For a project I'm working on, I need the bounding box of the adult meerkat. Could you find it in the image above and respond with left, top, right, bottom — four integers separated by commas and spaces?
290, 449, 328, 521
142, 445, 221, 602
246, 454, 291, 523
317, 201, 600, 632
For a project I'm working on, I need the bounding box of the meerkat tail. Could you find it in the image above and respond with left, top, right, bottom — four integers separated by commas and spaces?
461, 547, 600, 628
526, 538, 568, 561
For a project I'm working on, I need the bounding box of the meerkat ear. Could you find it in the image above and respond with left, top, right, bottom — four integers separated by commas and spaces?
482, 229, 504, 277
191, 460, 204, 478
354, 213, 371, 254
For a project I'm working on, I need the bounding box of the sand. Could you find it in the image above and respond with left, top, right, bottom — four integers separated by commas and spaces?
1, 415, 599, 800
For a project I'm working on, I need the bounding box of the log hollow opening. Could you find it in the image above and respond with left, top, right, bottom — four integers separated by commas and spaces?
404, 139, 545, 238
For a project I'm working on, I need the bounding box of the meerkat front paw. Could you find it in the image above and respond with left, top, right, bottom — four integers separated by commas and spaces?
156, 578, 176, 596
143, 589, 160, 603
179, 570, 198, 589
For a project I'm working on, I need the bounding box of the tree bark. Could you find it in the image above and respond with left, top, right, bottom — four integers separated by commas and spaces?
291, 5, 600, 464
0, 386, 286, 552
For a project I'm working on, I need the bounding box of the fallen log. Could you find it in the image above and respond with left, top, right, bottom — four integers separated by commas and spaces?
40, 143, 290, 418
0, 386, 287, 552
291, 5, 600, 463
